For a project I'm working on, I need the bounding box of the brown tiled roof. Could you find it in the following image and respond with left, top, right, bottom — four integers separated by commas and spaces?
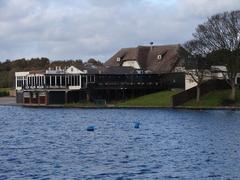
105, 44, 185, 73
104, 47, 137, 67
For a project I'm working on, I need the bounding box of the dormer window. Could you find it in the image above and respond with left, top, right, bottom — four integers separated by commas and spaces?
157, 54, 162, 60
116, 57, 121, 62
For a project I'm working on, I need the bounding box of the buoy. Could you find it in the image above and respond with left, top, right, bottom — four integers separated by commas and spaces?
87, 126, 95, 131
134, 122, 140, 129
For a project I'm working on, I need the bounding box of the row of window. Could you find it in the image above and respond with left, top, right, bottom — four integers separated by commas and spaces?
27, 76, 45, 87
45, 75, 81, 86
16, 75, 95, 88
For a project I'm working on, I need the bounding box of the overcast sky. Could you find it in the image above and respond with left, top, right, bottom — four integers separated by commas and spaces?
0, 0, 239, 62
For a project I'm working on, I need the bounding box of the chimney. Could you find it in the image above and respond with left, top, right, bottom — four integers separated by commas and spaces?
150, 42, 154, 51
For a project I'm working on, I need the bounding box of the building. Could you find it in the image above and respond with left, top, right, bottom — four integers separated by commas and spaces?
15, 44, 186, 105
15, 66, 92, 104
185, 65, 240, 90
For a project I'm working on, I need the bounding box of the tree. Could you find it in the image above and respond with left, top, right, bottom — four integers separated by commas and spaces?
207, 49, 240, 100
184, 10, 240, 101
87, 58, 103, 67
185, 54, 210, 103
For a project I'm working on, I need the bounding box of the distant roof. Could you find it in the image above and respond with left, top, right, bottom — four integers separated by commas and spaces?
105, 44, 185, 73
29, 70, 46, 74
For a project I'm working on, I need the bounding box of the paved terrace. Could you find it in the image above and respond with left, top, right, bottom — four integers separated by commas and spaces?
0, 97, 17, 106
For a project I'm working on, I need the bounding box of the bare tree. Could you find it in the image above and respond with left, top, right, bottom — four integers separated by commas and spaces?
184, 10, 240, 101
185, 54, 210, 103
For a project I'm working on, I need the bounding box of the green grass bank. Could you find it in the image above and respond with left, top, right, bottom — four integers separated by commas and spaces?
183, 89, 240, 107
117, 91, 176, 107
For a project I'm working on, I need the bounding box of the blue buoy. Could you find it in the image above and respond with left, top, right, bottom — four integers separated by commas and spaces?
87, 126, 95, 131
134, 122, 140, 129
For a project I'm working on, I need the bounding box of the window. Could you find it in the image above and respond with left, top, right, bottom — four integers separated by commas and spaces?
39, 77, 42, 86
41, 76, 44, 86
81, 76, 86, 87
237, 77, 240, 84
86, 75, 95, 83
87, 75, 91, 83
16, 76, 24, 87
17, 80, 23, 87
66, 76, 69, 85
71, 75, 74, 85
32, 77, 35, 86
28, 77, 31, 86
90, 75, 95, 83
62, 76, 66, 86
116, 57, 121, 62
76, 76, 80, 86
51, 76, 55, 86
36, 76, 39, 86
46, 76, 50, 86
157, 54, 162, 60
56, 76, 60, 86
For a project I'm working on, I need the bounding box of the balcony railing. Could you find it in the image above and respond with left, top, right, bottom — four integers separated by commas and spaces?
20, 84, 88, 90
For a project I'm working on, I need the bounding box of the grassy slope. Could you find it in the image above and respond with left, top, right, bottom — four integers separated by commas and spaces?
183, 89, 240, 107
118, 91, 176, 107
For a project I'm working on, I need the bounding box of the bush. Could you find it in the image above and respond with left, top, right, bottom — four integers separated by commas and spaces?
0, 91, 9, 97
221, 99, 236, 106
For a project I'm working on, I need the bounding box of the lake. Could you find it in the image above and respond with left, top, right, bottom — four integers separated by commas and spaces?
0, 106, 240, 179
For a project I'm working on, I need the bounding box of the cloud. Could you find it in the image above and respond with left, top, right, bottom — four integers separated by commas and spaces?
0, 0, 239, 61
177, 0, 240, 17
87, 0, 142, 7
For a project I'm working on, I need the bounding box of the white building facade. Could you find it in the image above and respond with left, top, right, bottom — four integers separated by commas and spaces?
15, 66, 93, 91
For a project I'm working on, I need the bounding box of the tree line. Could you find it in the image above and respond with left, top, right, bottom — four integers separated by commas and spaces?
0, 58, 103, 88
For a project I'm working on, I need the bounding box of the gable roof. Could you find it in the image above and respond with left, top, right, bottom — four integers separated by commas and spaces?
105, 44, 185, 73
65, 66, 86, 74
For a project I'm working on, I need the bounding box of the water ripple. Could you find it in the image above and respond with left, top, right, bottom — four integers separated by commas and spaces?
0, 107, 240, 179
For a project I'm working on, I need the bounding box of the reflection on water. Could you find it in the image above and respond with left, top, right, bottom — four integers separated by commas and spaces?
0, 106, 240, 179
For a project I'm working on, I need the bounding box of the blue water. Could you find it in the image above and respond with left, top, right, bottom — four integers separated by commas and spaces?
0, 106, 240, 179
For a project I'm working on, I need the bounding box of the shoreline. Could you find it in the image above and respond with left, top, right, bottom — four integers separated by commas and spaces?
0, 96, 240, 110
20, 104, 240, 111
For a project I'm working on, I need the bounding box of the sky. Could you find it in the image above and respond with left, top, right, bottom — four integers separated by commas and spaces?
0, 0, 240, 62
